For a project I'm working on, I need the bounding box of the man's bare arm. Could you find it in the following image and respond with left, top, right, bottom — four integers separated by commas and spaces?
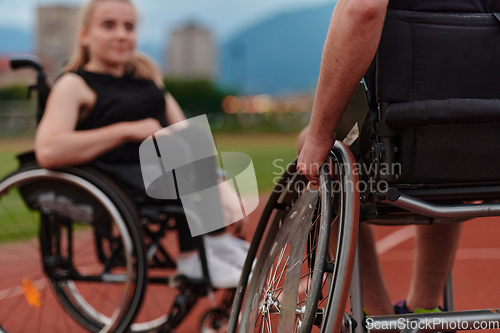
298, 0, 388, 181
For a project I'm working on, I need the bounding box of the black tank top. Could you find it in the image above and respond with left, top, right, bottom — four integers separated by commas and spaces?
74, 68, 167, 164
388, 0, 500, 12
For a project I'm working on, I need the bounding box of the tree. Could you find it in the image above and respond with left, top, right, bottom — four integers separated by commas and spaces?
163, 78, 236, 118
0, 85, 27, 101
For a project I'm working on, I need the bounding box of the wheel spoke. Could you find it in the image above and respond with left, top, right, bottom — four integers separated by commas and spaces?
267, 255, 289, 294
267, 246, 287, 292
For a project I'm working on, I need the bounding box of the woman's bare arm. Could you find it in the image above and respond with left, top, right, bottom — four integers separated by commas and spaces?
35, 73, 162, 169
165, 93, 186, 125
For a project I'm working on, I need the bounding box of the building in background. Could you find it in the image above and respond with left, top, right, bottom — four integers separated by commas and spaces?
166, 23, 217, 80
37, 5, 79, 81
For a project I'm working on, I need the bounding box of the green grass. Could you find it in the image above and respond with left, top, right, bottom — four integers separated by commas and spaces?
0, 188, 40, 244
0, 134, 299, 243
0, 153, 20, 180
0, 137, 33, 179
0, 134, 298, 191
0, 138, 39, 244
213, 133, 298, 193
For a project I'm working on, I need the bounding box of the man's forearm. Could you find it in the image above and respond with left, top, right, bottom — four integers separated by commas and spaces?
310, 0, 388, 142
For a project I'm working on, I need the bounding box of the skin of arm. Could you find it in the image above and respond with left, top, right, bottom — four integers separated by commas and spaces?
297, 0, 388, 183
296, 125, 310, 155
35, 73, 162, 169
165, 93, 186, 124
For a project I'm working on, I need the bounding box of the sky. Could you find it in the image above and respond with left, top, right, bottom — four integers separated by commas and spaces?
0, 0, 334, 45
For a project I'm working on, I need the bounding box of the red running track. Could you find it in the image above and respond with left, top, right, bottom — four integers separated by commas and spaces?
1, 195, 499, 332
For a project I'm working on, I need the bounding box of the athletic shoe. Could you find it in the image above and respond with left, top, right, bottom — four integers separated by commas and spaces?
204, 233, 250, 268
230, 236, 251, 251
176, 250, 242, 289
394, 300, 442, 314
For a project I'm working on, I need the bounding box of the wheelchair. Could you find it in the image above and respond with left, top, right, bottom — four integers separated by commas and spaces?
0, 56, 235, 333
227, 9, 500, 333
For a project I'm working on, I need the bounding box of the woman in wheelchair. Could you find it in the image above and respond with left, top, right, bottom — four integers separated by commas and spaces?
34, 0, 248, 290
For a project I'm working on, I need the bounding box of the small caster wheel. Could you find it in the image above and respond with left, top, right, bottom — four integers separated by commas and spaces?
199, 308, 229, 333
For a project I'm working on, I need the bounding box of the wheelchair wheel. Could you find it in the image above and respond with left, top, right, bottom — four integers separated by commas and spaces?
199, 308, 230, 333
0, 164, 147, 333
229, 141, 360, 333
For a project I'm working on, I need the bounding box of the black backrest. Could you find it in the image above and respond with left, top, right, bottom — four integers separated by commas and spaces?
373, 10, 500, 185
377, 9, 500, 103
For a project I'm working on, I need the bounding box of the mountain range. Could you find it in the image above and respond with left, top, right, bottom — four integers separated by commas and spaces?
220, 2, 336, 94
0, 28, 33, 53
0, 2, 336, 94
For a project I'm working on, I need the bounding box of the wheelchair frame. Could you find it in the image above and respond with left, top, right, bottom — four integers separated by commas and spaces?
354, 139, 500, 333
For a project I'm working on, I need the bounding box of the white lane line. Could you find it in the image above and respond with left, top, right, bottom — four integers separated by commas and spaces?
380, 248, 500, 262
456, 248, 500, 260
376, 226, 416, 255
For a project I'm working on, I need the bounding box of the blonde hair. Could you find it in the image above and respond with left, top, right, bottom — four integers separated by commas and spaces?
64, 0, 164, 87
